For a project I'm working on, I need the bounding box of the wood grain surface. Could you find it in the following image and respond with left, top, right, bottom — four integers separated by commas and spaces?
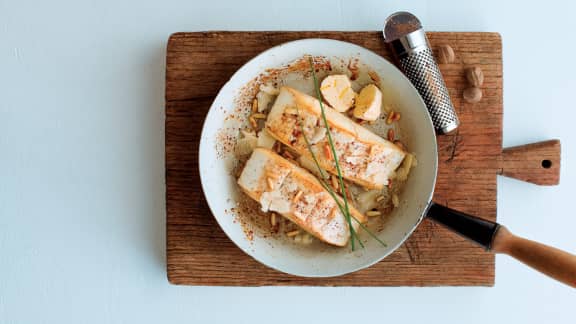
165, 31, 528, 286
500, 140, 561, 185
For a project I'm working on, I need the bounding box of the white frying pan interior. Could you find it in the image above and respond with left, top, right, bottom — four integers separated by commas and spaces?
198, 39, 438, 277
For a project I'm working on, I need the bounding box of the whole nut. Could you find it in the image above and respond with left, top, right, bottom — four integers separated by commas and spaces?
466, 66, 484, 87
437, 45, 455, 64
463, 87, 482, 103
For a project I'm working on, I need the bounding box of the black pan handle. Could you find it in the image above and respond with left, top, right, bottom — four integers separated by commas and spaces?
426, 203, 501, 250
428, 204, 576, 287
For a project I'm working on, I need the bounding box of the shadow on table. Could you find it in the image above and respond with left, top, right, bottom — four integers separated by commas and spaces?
139, 41, 166, 274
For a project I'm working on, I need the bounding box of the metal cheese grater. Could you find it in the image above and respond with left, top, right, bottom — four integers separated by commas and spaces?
383, 12, 459, 134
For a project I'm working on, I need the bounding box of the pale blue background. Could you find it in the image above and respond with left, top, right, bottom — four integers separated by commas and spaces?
1, 0, 575, 323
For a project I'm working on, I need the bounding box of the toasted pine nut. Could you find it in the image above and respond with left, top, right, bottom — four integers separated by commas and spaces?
331, 176, 339, 191
286, 230, 300, 237
252, 113, 266, 119
344, 185, 353, 200
283, 150, 294, 160
393, 111, 401, 121
270, 213, 277, 226
293, 190, 303, 202
267, 177, 275, 190
330, 207, 339, 218
273, 142, 282, 153
369, 145, 377, 155
366, 210, 381, 217
386, 111, 395, 125
252, 98, 258, 112
249, 116, 258, 129
392, 194, 400, 207
266, 171, 280, 179
324, 143, 332, 160
376, 195, 386, 202
387, 128, 395, 142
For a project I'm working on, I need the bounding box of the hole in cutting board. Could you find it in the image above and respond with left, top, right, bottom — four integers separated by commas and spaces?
541, 159, 552, 169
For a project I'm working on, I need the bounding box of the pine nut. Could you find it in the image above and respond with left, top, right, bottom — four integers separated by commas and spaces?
266, 171, 280, 179
286, 230, 300, 237
386, 111, 395, 125
267, 177, 275, 190
293, 190, 303, 202
324, 143, 332, 160
252, 98, 258, 112
369, 145, 377, 155
283, 150, 294, 160
366, 210, 381, 217
392, 194, 400, 207
387, 128, 395, 141
344, 185, 353, 200
249, 116, 258, 129
331, 175, 339, 191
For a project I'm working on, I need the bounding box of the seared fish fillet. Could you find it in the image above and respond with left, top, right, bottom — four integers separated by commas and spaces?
237, 148, 366, 247
265, 87, 406, 190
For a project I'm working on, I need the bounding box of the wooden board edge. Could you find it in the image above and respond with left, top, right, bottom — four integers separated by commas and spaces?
164, 31, 502, 287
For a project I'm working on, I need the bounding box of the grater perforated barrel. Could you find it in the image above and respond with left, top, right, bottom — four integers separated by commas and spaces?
383, 12, 459, 134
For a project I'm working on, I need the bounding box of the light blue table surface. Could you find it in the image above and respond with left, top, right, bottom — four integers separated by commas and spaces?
1, 0, 575, 323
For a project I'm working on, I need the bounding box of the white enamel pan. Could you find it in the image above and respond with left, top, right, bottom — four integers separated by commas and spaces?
198, 39, 576, 287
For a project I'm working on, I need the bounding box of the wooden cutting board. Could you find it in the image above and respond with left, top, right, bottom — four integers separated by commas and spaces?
165, 31, 560, 286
